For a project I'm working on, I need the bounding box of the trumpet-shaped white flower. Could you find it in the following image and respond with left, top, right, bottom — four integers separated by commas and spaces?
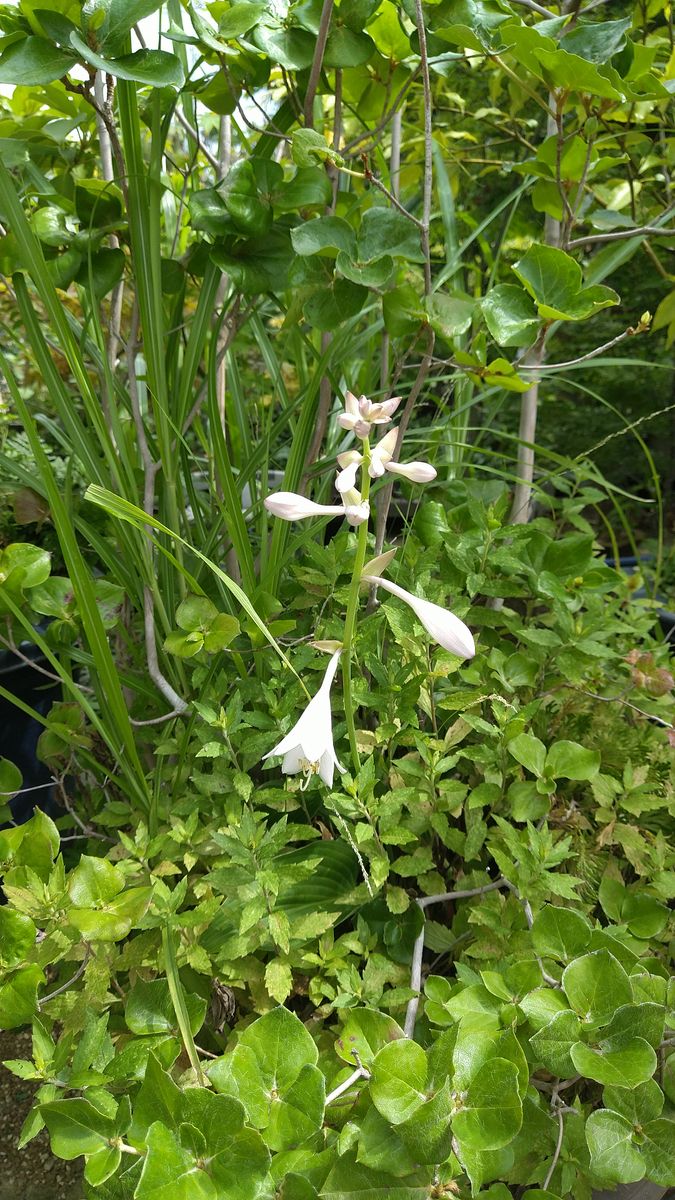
335, 428, 437, 491
337, 391, 401, 438
263, 651, 345, 786
264, 490, 369, 527
363, 575, 475, 660
265, 492, 346, 521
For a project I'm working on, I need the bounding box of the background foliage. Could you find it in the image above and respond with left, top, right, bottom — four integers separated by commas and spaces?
0, 0, 673, 1197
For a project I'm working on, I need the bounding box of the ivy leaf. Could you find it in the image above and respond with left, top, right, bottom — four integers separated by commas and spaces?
530, 1010, 581, 1078
481, 284, 540, 347
291, 217, 357, 259
425, 294, 474, 341
370, 1040, 427, 1124
357, 208, 424, 263
291, 129, 345, 169
69, 32, 185, 87
512, 245, 619, 321
585, 1109, 645, 1185
452, 1059, 522, 1150
545, 741, 600, 782
562, 950, 632, 1023
640, 1119, 675, 1186
0, 907, 35, 971
507, 732, 547, 778
41, 1098, 117, 1160
135, 1121, 215, 1199
603, 1079, 664, 1126
571, 1036, 657, 1088
0, 36, 77, 84
335, 1008, 405, 1067
531, 906, 591, 961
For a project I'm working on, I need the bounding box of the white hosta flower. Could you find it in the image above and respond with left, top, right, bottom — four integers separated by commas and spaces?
363, 575, 475, 660
264, 492, 346, 521
263, 650, 344, 786
264, 490, 368, 526
337, 391, 401, 438
337, 429, 437, 488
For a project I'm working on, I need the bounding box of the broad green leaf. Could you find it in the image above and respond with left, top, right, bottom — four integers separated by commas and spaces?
125, 979, 206, 1038
603, 1079, 664, 1126
571, 1036, 657, 1088
397, 1080, 454, 1164
303, 278, 367, 330
600, 1003, 665, 1050
252, 22, 314, 69
0, 907, 35, 970
335, 1009, 405, 1067
135, 1121, 215, 1199
512, 245, 619, 322
545, 741, 600, 782
0, 36, 77, 84
518, 987, 569, 1030
128, 1054, 182, 1143
276, 167, 332, 212
425, 293, 474, 341
507, 732, 546, 778
336, 251, 394, 288
531, 906, 591, 961
188, 190, 233, 237
559, 18, 631, 63
85, 1145, 123, 1187
0, 964, 43, 1029
41, 1098, 117, 1160
291, 129, 344, 168
217, 2, 267, 39
265, 1063, 325, 1151
68, 855, 123, 906
562, 950, 632, 1023
175, 594, 218, 631
481, 284, 540, 347
324, 27, 374, 67
358, 208, 424, 263
585, 1109, 645, 1185
220, 160, 272, 237
70, 32, 185, 86
0, 756, 21, 801
622, 893, 669, 939
640, 1119, 675, 1186
454, 1025, 529, 1098
530, 1010, 581, 1078
69, 885, 152, 942
91, 0, 164, 55
451, 1059, 522, 1150
0, 543, 51, 591
369, 1041, 427, 1124
291, 217, 357, 259
319, 1151, 433, 1200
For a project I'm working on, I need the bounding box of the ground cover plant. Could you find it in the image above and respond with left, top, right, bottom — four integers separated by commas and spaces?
0, 0, 674, 1197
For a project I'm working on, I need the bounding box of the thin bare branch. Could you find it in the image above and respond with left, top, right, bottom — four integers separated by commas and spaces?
567, 224, 675, 249
39, 948, 90, 1007
519, 321, 647, 372
175, 106, 220, 172
325, 1065, 371, 1105
304, 0, 335, 128
510, 0, 556, 14
543, 1107, 566, 1191
404, 878, 508, 1037
414, 0, 433, 293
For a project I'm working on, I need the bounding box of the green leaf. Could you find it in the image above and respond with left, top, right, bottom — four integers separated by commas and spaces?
370, 1041, 427, 1124
85, 1145, 123, 1187
135, 1121, 215, 1199
217, 2, 267, 39
0, 36, 77, 84
0, 543, 51, 591
128, 1054, 182, 1142
640, 1119, 675, 1186
397, 1080, 454, 1164
303, 278, 367, 331
92, 0, 164, 55
324, 26, 374, 67
425, 293, 474, 341
585, 1109, 645, 1185
603, 1079, 664, 1126
335, 251, 394, 288
69, 885, 152, 942
125, 979, 206, 1038
507, 732, 547, 778
481, 284, 540, 347
451, 1059, 522, 1151
0, 908, 36, 970
252, 22, 315, 70
545, 741, 600, 782
220, 160, 272, 237
291, 216, 357, 259
68, 855, 123, 907
600, 1003, 665, 1049
530, 1010, 581, 1078
0, 964, 43, 1029
622, 893, 669, 939
188, 189, 233, 237
265, 1062, 325, 1151
319, 1151, 433, 1200
562, 950, 632, 1023
512, 245, 619, 322
559, 17, 631, 63
41, 1098, 117, 1160
335, 1009, 405, 1067
531, 906, 591, 961
276, 167, 332, 213
69, 32, 185, 87
175, 594, 218, 632
571, 1037, 657, 1088
358, 208, 424, 263
0, 757, 22, 801
291, 129, 344, 169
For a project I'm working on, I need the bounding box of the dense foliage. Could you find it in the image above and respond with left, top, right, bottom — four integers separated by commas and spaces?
0, 0, 673, 1197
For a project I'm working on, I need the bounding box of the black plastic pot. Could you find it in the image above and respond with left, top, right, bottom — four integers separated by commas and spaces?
592, 1184, 668, 1200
